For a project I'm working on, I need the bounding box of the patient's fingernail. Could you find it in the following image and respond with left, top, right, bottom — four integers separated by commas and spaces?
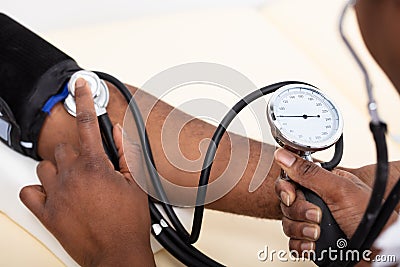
306, 209, 321, 223
303, 226, 319, 240
280, 191, 290, 206
275, 149, 296, 167
301, 242, 315, 251
75, 78, 86, 89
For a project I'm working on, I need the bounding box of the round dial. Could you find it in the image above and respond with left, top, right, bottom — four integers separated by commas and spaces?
267, 84, 343, 152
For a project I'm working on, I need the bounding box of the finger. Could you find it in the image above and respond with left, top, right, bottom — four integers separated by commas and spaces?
280, 193, 322, 224
54, 143, 78, 170
74, 78, 103, 155
113, 123, 145, 182
274, 148, 344, 202
36, 161, 57, 189
19, 185, 46, 220
275, 178, 297, 206
289, 239, 315, 256
282, 216, 320, 241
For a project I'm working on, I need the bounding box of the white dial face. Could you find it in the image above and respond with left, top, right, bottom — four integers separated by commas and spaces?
268, 85, 343, 151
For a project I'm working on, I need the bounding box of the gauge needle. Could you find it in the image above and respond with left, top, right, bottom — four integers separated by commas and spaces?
276, 115, 321, 119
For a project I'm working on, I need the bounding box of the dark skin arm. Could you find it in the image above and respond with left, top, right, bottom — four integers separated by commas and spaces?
36, 81, 400, 220
37, 82, 281, 218
20, 79, 155, 267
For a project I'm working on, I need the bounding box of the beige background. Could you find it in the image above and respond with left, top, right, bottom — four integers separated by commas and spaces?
0, 0, 399, 266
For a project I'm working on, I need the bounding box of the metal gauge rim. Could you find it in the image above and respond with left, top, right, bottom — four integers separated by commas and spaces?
68, 70, 101, 97
266, 84, 344, 152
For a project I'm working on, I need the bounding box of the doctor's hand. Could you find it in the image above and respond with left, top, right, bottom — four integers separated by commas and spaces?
345, 162, 400, 213
274, 148, 385, 254
19, 79, 155, 267
274, 148, 399, 254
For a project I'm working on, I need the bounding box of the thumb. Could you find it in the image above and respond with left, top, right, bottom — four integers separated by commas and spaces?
19, 185, 46, 220
113, 123, 145, 182
274, 148, 343, 202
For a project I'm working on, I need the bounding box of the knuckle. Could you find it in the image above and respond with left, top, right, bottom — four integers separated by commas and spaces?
331, 168, 345, 176
280, 202, 290, 218
282, 217, 296, 237
284, 203, 297, 220
294, 160, 320, 179
283, 200, 305, 221
76, 110, 96, 126
75, 84, 90, 97
81, 155, 108, 173
36, 161, 53, 174
19, 187, 29, 203
83, 160, 102, 173
291, 200, 307, 220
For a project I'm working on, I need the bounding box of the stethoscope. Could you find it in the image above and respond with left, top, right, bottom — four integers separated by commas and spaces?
61, 1, 400, 266
333, 0, 400, 266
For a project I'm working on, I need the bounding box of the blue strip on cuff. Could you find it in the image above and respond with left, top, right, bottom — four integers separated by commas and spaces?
41, 83, 69, 114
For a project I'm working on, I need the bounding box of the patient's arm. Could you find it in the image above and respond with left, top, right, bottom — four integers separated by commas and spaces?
38, 83, 282, 219
37, 83, 400, 219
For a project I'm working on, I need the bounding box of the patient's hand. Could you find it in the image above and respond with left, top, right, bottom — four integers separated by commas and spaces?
20, 79, 155, 267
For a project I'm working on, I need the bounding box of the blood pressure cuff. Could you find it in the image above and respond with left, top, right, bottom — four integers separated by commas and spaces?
0, 13, 81, 160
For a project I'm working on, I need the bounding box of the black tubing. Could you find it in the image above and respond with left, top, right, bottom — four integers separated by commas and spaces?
96, 74, 348, 266
150, 221, 206, 267
95, 71, 191, 242
330, 122, 389, 267
360, 176, 400, 252
348, 122, 388, 247
96, 72, 224, 266
321, 135, 343, 171
149, 204, 224, 267
190, 81, 314, 243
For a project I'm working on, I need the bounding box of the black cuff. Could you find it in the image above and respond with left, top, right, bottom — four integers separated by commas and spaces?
0, 13, 81, 160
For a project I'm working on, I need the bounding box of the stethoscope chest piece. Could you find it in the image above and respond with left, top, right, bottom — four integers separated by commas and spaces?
64, 70, 109, 117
